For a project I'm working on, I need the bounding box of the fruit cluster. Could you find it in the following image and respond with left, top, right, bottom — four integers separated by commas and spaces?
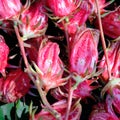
0, 0, 120, 120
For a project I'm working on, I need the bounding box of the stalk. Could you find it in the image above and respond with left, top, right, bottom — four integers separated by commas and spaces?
95, 0, 111, 80
64, 22, 73, 120
65, 78, 74, 120
14, 25, 29, 69
28, 73, 62, 120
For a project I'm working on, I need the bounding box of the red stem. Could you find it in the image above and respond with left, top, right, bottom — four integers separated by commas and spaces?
95, 0, 111, 80
64, 23, 73, 120
65, 79, 74, 120
14, 26, 29, 69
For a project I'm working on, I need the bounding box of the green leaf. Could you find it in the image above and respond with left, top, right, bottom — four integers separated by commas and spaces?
16, 100, 29, 119
0, 102, 14, 120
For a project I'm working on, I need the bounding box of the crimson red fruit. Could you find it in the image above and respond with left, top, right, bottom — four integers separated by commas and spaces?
89, 102, 119, 120
99, 41, 120, 82
106, 88, 120, 114
0, 35, 9, 76
67, 28, 100, 99
37, 42, 64, 92
69, 28, 99, 76
111, 88, 120, 114
101, 77, 120, 116
96, 6, 120, 39
57, 1, 91, 35
19, 0, 48, 40
46, 0, 78, 17
89, 0, 108, 14
55, 79, 97, 99
0, 69, 30, 103
72, 79, 96, 99
0, 0, 22, 20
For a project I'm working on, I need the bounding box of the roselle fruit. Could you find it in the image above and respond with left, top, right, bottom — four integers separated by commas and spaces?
101, 77, 120, 115
0, 0, 22, 20
46, 0, 78, 17
99, 41, 120, 82
89, 102, 119, 120
111, 88, 120, 114
52, 79, 97, 100
53, 28, 99, 100
0, 35, 9, 76
95, 6, 120, 39
88, 0, 109, 14
19, 0, 48, 40
37, 42, 64, 92
0, 68, 30, 103
69, 28, 99, 76
106, 88, 120, 115
72, 79, 97, 99
57, 1, 91, 35
65, 28, 99, 99
33, 100, 81, 120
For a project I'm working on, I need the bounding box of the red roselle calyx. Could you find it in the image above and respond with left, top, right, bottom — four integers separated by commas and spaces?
89, 102, 119, 120
0, 0, 22, 20
72, 79, 96, 99
106, 87, 120, 114
95, 6, 120, 39
54, 28, 100, 100
57, 1, 91, 35
0, 68, 30, 103
101, 77, 120, 115
46, 0, 78, 17
0, 35, 9, 76
67, 28, 99, 99
106, 87, 120, 115
19, 0, 48, 40
99, 41, 120, 82
37, 42, 64, 92
112, 88, 120, 114
69, 28, 99, 76
52, 79, 97, 99
33, 100, 81, 120
88, 0, 109, 14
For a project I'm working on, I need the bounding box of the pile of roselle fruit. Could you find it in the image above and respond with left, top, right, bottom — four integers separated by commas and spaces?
0, 0, 120, 120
